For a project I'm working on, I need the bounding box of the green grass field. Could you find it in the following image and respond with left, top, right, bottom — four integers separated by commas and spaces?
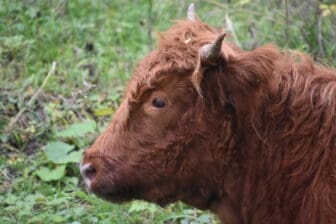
1, 0, 335, 223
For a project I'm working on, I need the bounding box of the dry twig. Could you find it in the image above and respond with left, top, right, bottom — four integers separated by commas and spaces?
316, 2, 325, 58
6, 62, 57, 132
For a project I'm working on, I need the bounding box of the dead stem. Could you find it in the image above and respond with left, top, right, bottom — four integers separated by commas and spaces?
6, 62, 56, 132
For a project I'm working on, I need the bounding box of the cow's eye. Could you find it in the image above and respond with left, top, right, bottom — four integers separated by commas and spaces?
152, 98, 166, 108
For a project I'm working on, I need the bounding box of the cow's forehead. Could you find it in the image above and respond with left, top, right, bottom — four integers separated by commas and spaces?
122, 20, 219, 108
127, 53, 193, 100
108, 20, 219, 130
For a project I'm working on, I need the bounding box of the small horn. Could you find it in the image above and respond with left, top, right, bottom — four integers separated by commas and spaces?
200, 32, 226, 65
187, 3, 196, 20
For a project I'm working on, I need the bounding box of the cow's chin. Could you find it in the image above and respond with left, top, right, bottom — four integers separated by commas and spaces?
99, 190, 135, 203
89, 179, 138, 203
88, 176, 177, 206
104, 192, 176, 207
90, 179, 213, 211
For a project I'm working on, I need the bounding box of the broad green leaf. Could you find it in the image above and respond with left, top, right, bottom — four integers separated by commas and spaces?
56, 120, 97, 138
45, 141, 83, 164
35, 165, 66, 182
65, 150, 83, 164
45, 141, 74, 164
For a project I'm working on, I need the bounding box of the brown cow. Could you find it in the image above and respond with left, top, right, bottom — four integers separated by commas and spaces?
80, 4, 336, 223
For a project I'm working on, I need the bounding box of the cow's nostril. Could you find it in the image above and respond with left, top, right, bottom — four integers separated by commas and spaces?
85, 166, 97, 181
80, 163, 97, 184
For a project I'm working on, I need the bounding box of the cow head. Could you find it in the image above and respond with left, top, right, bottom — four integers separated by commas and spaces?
80, 4, 240, 210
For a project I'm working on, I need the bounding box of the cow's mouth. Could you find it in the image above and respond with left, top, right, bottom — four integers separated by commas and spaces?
80, 161, 132, 200
80, 161, 175, 205
86, 171, 140, 203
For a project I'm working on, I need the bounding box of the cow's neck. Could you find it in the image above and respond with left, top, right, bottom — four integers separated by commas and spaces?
184, 98, 250, 222
210, 196, 242, 224
204, 115, 245, 223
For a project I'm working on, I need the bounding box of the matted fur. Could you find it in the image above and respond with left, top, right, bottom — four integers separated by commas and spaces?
81, 18, 336, 224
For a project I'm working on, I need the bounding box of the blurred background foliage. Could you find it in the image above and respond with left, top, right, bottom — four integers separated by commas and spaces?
0, 0, 335, 223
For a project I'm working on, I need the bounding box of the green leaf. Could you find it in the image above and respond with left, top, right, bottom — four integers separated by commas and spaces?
56, 120, 97, 138
128, 200, 159, 213
0, 134, 8, 143
36, 165, 66, 182
66, 150, 83, 163
50, 214, 66, 223
197, 214, 211, 223
4, 194, 18, 205
236, 0, 251, 6
94, 107, 114, 117
45, 141, 83, 164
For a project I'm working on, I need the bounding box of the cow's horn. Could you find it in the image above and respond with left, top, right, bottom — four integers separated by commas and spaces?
187, 3, 196, 20
200, 33, 226, 65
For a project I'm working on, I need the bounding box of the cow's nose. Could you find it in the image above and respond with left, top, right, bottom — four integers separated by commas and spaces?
80, 163, 97, 187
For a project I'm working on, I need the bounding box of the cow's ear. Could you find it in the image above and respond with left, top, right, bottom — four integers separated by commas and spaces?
192, 33, 229, 96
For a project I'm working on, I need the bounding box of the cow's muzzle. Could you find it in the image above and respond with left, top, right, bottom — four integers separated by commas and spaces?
80, 162, 97, 189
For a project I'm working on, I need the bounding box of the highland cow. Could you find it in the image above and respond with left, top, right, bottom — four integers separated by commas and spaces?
80, 4, 336, 223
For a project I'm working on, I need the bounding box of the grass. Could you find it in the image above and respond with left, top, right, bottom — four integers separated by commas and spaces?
0, 0, 335, 223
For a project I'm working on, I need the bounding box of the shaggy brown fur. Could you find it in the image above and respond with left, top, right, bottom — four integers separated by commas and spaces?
81, 18, 336, 223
